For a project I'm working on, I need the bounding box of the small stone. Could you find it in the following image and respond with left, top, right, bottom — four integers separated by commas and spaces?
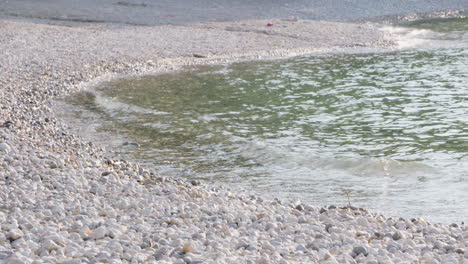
392, 231, 403, 240
42, 239, 59, 251
443, 244, 455, 251
265, 222, 276, 231
32, 175, 42, 182
295, 204, 304, 211
193, 54, 207, 58
48, 161, 58, 169
320, 250, 334, 261
319, 208, 327, 214
0, 142, 11, 153
2, 121, 13, 128
246, 245, 257, 251
373, 232, 384, 238
296, 245, 307, 253
455, 248, 464, 254
395, 222, 405, 230
306, 242, 320, 251
89, 226, 106, 240
183, 256, 193, 263
356, 217, 369, 226
190, 180, 200, 186
7, 229, 23, 241
159, 239, 169, 245
182, 242, 194, 254
386, 244, 399, 253
352, 246, 368, 256
433, 241, 445, 249
325, 224, 333, 233
236, 240, 249, 250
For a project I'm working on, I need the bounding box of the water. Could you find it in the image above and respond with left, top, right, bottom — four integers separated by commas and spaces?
64, 18, 468, 224
2, 0, 466, 25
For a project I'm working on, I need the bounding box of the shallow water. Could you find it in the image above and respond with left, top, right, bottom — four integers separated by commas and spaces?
65, 18, 467, 224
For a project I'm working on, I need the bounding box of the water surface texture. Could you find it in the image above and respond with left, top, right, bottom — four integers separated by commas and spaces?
67, 19, 467, 223
1, 0, 467, 25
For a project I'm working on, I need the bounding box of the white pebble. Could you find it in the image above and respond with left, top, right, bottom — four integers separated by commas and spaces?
89, 226, 107, 240
0, 142, 11, 153
8, 229, 23, 241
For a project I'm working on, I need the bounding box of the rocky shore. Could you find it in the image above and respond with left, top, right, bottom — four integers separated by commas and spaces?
1, 14, 467, 264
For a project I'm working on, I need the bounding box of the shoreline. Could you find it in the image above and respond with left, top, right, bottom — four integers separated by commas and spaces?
1, 14, 467, 263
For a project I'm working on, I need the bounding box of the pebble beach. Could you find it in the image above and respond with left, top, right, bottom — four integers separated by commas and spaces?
1, 3, 468, 264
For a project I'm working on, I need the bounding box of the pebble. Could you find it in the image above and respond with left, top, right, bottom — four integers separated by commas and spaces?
42, 239, 59, 251
7, 229, 23, 241
0, 11, 466, 264
0, 142, 11, 153
89, 226, 107, 240
182, 242, 194, 254
392, 231, 403, 240
295, 245, 307, 253
353, 246, 368, 256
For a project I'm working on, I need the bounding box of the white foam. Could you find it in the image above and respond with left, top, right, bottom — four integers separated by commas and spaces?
381, 26, 435, 49
93, 92, 169, 116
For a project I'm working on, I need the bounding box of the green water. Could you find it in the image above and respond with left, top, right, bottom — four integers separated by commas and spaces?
66, 19, 467, 223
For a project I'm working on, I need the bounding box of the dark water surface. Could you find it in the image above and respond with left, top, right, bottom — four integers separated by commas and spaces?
65, 19, 467, 224
1, 0, 467, 25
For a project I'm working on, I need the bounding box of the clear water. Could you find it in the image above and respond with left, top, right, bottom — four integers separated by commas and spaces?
65, 18, 468, 224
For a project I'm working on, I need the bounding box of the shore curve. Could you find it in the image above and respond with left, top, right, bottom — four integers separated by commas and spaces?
1, 10, 467, 264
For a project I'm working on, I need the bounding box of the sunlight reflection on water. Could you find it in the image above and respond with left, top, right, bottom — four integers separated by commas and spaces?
65, 18, 468, 224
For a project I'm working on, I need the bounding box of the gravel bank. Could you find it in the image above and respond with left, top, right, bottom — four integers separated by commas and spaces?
1, 17, 467, 263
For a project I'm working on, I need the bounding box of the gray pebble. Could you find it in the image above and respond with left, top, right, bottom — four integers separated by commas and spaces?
352, 246, 368, 256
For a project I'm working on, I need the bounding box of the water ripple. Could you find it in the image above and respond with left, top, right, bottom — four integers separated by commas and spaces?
66, 18, 468, 223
